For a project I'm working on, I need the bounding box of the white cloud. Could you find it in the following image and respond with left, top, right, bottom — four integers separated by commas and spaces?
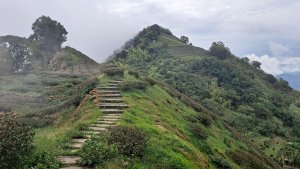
245, 54, 300, 75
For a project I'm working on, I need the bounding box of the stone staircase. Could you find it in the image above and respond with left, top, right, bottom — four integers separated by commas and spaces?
58, 80, 126, 169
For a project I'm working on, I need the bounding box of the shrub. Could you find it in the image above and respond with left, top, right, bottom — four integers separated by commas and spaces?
103, 67, 124, 76
25, 151, 60, 169
41, 79, 60, 86
227, 150, 270, 169
120, 80, 149, 91
189, 123, 208, 140
210, 155, 232, 169
79, 135, 118, 166
196, 113, 213, 127
144, 77, 156, 85
128, 70, 140, 78
0, 117, 35, 168
108, 126, 148, 157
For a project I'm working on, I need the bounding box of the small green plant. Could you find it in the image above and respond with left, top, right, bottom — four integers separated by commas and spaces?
108, 126, 148, 157
79, 135, 118, 166
128, 70, 140, 78
144, 77, 156, 85
210, 155, 232, 169
25, 151, 60, 169
189, 123, 208, 140
120, 80, 149, 91
103, 67, 125, 76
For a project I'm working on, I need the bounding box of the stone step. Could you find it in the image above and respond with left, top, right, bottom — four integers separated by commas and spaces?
95, 121, 116, 124
71, 142, 84, 149
83, 131, 102, 135
98, 118, 119, 122
59, 156, 80, 165
90, 124, 112, 127
99, 90, 120, 94
88, 126, 107, 131
98, 87, 118, 90
100, 98, 124, 103
100, 115, 122, 119
101, 109, 123, 113
102, 113, 123, 116
99, 104, 128, 109
101, 94, 122, 98
59, 166, 85, 169
101, 115, 122, 118
107, 83, 119, 86
109, 80, 122, 83
71, 138, 87, 143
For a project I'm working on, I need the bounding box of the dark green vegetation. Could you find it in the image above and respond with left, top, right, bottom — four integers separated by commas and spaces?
112, 24, 300, 168
0, 117, 35, 168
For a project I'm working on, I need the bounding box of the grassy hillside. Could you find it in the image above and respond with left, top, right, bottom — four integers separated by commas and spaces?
112, 24, 300, 167
0, 71, 97, 127
26, 71, 280, 169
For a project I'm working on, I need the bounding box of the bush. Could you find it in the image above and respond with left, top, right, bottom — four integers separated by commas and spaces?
25, 151, 60, 169
196, 113, 213, 127
103, 67, 124, 76
120, 80, 149, 91
210, 155, 232, 169
128, 70, 140, 78
79, 135, 118, 166
0, 117, 35, 168
189, 123, 208, 140
108, 126, 148, 157
144, 77, 156, 85
227, 150, 270, 169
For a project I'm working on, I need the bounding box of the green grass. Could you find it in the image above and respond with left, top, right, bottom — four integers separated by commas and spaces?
33, 76, 103, 157
104, 73, 257, 169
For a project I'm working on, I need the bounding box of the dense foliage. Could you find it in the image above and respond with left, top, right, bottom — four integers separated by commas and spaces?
0, 117, 35, 168
30, 15, 68, 53
120, 80, 150, 91
79, 135, 118, 166
108, 126, 148, 157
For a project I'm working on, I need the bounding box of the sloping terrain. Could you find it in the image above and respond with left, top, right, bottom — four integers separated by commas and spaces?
0, 35, 100, 75
112, 24, 300, 167
31, 69, 280, 169
50, 46, 99, 75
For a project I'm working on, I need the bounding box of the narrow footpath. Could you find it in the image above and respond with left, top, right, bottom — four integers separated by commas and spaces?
58, 79, 127, 169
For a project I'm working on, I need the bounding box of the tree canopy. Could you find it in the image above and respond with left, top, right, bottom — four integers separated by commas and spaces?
209, 41, 231, 59
30, 16, 68, 53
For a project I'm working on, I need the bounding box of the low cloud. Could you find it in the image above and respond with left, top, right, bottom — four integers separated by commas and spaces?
245, 54, 300, 75
0, 0, 299, 63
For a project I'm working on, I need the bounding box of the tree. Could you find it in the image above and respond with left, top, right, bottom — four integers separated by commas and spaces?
180, 36, 189, 44
209, 41, 231, 59
251, 60, 261, 69
0, 117, 35, 168
241, 57, 250, 63
30, 16, 68, 53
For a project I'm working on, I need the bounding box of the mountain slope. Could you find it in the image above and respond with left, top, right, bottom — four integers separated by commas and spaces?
278, 72, 300, 90
32, 70, 280, 169
112, 24, 300, 167
0, 35, 99, 75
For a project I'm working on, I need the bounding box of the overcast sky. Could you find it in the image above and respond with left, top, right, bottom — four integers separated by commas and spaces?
0, 0, 299, 75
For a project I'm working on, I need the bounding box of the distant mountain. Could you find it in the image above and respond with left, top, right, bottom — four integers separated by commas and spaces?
278, 72, 300, 90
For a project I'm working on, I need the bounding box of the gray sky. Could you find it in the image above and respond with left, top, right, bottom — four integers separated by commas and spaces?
0, 0, 300, 75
